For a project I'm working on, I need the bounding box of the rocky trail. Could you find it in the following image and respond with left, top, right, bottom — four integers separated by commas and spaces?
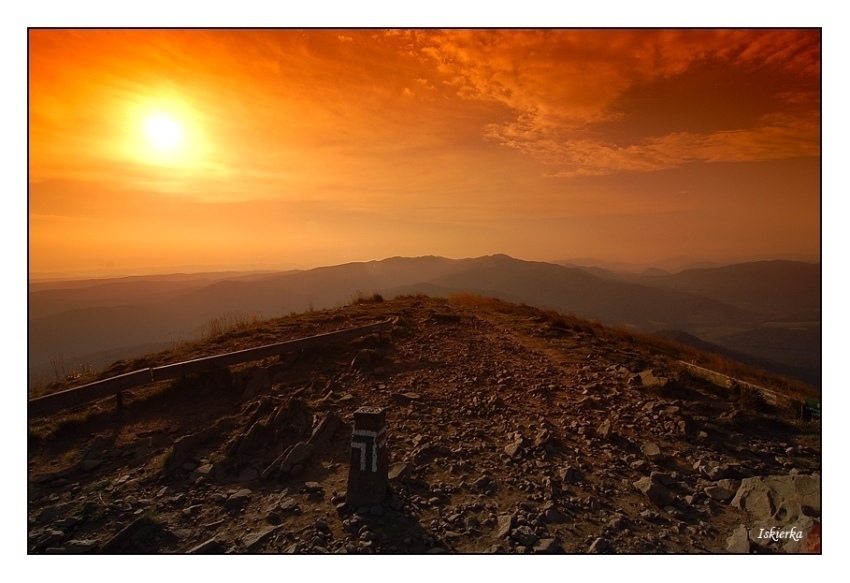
27, 294, 821, 554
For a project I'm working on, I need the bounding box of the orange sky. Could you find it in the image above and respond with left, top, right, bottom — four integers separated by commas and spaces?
28, 29, 821, 277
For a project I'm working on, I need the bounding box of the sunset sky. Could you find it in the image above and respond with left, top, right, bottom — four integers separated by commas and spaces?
28, 28, 821, 278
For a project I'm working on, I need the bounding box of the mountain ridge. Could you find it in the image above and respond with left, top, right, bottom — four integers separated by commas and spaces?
28, 255, 821, 388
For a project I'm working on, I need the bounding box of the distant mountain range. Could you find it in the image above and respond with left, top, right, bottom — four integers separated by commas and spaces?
556, 253, 821, 274
28, 255, 821, 387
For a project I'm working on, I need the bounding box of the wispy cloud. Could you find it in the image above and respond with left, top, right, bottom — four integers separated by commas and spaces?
416, 29, 821, 175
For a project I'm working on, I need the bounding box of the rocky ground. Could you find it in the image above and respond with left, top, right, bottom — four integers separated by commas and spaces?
27, 294, 821, 554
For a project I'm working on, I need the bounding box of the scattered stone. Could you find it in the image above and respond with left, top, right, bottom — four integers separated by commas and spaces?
533, 538, 560, 554
726, 525, 751, 553
193, 464, 216, 480
630, 459, 649, 472
543, 506, 570, 524
35, 529, 65, 550
559, 465, 580, 483
36, 502, 75, 525
244, 525, 282, 551
391, 392, 422, 405
279, 497, 299, 512
496, 514, 514, 539
717, 478, 741, 493
639, 370, 668, 387
388, 463, 410, 483
704, 485, 736, 503
187, 536, 227, 554
701, 464, 732, 481
279, 442, 315, 475
473, 474, 493, 492
641, 442, 663, 460
100, 517, 158, 554
634, 476, 675, 507
224, 489, 252, 510
309, 412, 343, 446
533, 429, 551, 447
504, 435, 525, 458
650, 472, 677, 488
588, 537, 611, 553
55, 516, 82, 530
168, 426, 220, 474
510, 525, 538, 547
64, 539, 99, 553
607, 514, 626, 529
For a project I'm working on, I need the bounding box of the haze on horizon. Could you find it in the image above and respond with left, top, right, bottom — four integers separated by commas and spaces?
28, 29, 821, 279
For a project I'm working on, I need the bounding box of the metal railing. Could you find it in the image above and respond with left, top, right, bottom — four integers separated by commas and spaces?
28, 319, 393, 419
678, 360, 783, 404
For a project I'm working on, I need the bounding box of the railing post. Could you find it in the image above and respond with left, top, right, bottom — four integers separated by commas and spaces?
346, 406, 389, 508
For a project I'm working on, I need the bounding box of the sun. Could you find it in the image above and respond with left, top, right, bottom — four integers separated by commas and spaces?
125, 97, 205, 168
144, 113, 183, 151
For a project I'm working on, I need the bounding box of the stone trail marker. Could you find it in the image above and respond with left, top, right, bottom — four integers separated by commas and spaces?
346, 406, 389, 507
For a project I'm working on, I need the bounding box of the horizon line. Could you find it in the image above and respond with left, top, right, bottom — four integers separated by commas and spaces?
28, 251, 822, 283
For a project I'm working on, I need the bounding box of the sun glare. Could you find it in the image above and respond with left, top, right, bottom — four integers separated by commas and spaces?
144, 114, 183, 150
125, 96, 207, 169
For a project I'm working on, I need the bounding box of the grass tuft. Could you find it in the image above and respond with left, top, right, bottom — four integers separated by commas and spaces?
197, 311, 264, 341
350, 290, 384, 305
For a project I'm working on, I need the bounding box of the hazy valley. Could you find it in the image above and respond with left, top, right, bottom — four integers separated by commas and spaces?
28, 255, 821, 390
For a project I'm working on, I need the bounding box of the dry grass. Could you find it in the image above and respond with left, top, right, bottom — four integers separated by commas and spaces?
349, 290, 384, 305
196, 311, 264, 341
448, 292, 502, 310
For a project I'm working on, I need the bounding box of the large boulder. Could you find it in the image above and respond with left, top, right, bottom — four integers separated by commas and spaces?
731, 473, 820, 522
730, 473, 820, 553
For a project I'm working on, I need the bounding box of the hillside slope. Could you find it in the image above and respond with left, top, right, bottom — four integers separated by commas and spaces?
637, 261, 821, 317
27, 295, 820, 554
34, 255, 817, 387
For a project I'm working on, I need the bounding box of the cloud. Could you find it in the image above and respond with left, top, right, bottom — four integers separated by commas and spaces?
417, 29, 821, 175
496, 108, 821, 178
29, 29, 821, 199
